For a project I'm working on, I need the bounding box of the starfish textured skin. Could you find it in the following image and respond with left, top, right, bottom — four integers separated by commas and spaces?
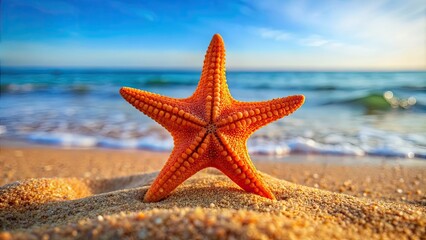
120, 34, 305, 202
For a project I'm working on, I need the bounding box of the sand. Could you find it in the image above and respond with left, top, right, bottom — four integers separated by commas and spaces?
0, 147, 425, 239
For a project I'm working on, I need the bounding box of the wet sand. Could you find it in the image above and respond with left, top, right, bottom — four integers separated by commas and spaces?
1, 147, 425, 239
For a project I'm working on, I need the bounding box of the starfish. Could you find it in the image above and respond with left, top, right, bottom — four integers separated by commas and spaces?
120, 34, 305, 202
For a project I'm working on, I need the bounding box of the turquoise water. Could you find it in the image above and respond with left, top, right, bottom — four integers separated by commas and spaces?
1, 68, 425, 158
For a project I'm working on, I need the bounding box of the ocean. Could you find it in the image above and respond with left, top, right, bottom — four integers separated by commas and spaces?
1, 68, 425, 159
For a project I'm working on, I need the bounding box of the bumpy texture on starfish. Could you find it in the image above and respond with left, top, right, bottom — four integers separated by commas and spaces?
120, 34, 305, 202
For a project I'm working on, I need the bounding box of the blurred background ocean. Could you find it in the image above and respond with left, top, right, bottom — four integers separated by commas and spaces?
1, 0, 425, 159
1, 69, 425, 158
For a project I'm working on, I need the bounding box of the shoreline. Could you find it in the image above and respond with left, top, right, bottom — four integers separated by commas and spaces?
1, 145, 425, 202
1, 139, 425, 166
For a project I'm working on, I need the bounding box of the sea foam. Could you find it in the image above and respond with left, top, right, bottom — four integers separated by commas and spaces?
27, 132, 97, 147
21, 131, 426, 159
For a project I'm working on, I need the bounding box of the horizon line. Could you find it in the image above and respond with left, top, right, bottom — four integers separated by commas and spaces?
1, 65, 425, 73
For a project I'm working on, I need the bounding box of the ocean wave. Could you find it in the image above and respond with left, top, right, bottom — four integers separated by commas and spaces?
324, 92, 424, 112
70, 85, 91, 94
0, 82, 348, 94
400, 85, 426, 91
2, 70, 424, 160
0, 83, 92, 95
1, 83, 42, 93
233, 84, 343, 91
22, 132, 426, 159
0, 84, 90, 96
144, 78, 197, 87
27, 132, 98, 147
98, 136, 173, 151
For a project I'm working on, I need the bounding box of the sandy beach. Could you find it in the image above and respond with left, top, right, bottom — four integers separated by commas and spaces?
0, 146, 425, 239
2, 0, 425, 239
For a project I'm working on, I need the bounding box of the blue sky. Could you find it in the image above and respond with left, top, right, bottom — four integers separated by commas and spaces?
1, 0, 425, 70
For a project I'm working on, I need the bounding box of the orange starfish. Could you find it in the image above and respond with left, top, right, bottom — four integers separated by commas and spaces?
120, 34, 305, 202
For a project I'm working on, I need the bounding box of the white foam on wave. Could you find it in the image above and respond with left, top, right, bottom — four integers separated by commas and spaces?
365, 146, 415, 158
98, 138, 140, 149
0, 125, 7, 135
98, 135, 173, 151
286, 137, 365, 156
358, 127, 424, 158
23, 130, 426, 159
248, 135, 425, 159
247, 136, 365, 156
248, 143, 290, 155
27, 132, 98, 147
27, 132, 174, 151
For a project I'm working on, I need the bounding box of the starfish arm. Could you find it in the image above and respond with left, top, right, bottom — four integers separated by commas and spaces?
190, 34, 232, 122
217, 95, 305, 137
120, 87, 207, 133
144, 131, 211, 202
211, 132, 276, 200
